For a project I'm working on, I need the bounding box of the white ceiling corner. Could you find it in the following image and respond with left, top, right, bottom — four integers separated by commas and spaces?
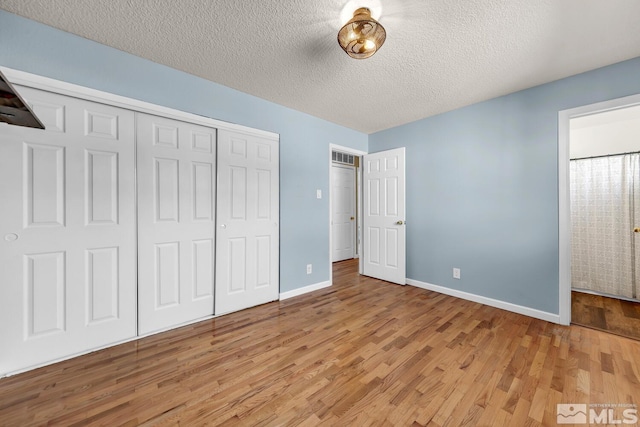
2, 0, 640, 134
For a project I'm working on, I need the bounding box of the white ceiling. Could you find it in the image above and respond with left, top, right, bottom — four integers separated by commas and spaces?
2, 0, 640, 134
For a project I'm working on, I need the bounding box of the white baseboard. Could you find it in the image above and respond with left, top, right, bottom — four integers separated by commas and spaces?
406, 278, 561, 324
280, 280, 331, 300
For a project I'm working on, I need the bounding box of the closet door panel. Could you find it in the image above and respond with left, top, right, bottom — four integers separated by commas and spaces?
137, 113, 216, 335
0, 87, 136, 376
216, 130, 279, 315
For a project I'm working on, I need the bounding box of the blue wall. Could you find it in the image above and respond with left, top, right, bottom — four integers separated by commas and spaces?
370, 57, 640, 314
0, 10, 367, 293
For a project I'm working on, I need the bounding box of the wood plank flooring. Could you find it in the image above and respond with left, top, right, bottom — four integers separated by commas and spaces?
572, 290, 640, 341
1, 259, 640, 426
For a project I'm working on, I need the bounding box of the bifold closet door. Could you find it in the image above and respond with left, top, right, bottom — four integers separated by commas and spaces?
137, 113, 216, 335
216, 129, 279, 315
0, 87, 136, 375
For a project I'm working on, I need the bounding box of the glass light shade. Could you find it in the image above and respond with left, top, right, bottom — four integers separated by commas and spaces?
337, 7, 386, 59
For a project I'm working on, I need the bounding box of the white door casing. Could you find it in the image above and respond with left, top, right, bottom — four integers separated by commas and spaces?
216, 129, 279, 315
137, 113, 216, 335
558, 93, 640, 325
362, 148, 406, 285
0, 87, 137, 375
332, 165, 356, 262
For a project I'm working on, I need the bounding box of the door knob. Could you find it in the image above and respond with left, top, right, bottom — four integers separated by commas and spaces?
396, 220, 404, 225
350, 217, 355, 220
220, 224, 227, 229
635, 228, 640, 233
4, 233, 18, 242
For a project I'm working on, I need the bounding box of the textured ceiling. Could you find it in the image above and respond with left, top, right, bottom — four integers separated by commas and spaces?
2, 0, 640, 134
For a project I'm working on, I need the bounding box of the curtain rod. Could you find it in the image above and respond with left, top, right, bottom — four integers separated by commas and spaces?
570, 150, 640, 161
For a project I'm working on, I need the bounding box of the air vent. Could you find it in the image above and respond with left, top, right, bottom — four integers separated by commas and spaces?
0, 70, 45, 129
332, 150, 356, 166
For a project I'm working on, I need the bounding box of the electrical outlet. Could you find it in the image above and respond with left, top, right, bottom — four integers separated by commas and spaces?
453, 268, 461, 279
307, 264, 312, 274
316, 189, 322, 199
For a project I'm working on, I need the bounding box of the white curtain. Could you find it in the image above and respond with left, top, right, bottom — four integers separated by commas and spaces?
570, 153, 640, 300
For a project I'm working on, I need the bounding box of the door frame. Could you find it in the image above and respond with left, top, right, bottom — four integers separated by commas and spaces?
558, 92, 640, 325
329, 144, 366, 285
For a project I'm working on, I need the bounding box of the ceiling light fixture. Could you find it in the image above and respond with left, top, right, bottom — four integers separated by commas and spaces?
337, 7, 386, 59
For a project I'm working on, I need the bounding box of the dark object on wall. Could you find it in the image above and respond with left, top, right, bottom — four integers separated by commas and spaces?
0, 70, 45, 129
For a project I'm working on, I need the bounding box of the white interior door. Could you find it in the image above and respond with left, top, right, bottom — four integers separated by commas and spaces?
216, 129, 279, 315
137, 113, 216, 334
332, 165, 356, 262
362, 148, 406, 285
0, 87, 137, 375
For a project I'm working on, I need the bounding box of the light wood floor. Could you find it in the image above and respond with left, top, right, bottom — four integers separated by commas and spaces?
1, 259, 639, 426
572, 290, 640, 341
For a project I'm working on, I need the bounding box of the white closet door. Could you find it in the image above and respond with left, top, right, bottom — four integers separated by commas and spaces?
216, 129, 279, 315
0, 87, 136, 375
137, 113, 216, 334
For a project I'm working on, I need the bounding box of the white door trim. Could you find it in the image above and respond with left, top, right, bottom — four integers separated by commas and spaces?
329, 144, 366, 286
558, 92, 640, 325
0, 66, 279, 141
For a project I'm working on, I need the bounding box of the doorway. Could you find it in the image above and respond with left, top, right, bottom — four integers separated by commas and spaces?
329, 144, 365, 283
568, 106, 640, 338
558, 93, 640, 327
329, 145, 408, 287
